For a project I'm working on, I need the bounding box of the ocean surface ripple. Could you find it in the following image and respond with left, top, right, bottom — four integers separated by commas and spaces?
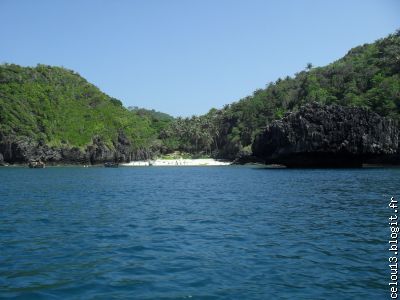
0, 166, 398, 299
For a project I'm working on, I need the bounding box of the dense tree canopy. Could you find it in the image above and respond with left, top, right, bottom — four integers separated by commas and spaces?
1, 31, 399, 161
161, 31, 400, 159
0, 64, 173, 153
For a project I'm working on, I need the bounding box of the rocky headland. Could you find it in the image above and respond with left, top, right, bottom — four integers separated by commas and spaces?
252, 102, 400, 167
0, 64, 173, 166
0, 132, 154, 165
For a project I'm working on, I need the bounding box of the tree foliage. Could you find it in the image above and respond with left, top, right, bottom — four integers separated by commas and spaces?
161, 31, 400, 159
1, 31, 399, 160
0, 64, 173, 152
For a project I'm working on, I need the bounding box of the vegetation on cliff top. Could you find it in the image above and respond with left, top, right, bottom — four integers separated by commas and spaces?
1, 31, 399, 161
161, 31, 400, 159
0, 64, 172, 151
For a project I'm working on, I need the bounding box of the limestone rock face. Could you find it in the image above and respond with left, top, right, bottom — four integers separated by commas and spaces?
252, 102, 399, 167
0, 132, 148, 165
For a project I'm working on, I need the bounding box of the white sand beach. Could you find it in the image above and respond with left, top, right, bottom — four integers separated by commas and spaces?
121, 158, 231, 167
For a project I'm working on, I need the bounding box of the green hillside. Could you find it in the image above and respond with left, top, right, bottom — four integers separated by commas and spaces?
0, 64, 172, 152
161, 31, 400, 159
1, 31, 399, 163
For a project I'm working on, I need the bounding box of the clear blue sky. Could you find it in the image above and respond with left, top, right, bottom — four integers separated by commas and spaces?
1, 0, 399, 117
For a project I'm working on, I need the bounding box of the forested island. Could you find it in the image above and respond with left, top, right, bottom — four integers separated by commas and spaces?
0, 31, 399, 167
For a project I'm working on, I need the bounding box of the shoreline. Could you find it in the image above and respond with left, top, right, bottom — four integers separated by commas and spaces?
0, 159, 232, 167
2, 160, 400, 168
121, 158, 232, 167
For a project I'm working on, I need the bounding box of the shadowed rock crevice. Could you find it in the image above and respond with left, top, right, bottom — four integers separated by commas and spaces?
0, 131, 156, 165
252, 102, 399, 167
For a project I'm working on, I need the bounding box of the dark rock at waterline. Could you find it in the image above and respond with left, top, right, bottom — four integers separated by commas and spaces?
86, 137, 115, 165
0, 132, 157, 165
232, 155, 265, 165
252, 102, 400, 167
60, 147, 90, 164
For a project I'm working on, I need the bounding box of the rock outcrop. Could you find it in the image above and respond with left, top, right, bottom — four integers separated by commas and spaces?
0, 132, 156, 165
252, 102, 399, 167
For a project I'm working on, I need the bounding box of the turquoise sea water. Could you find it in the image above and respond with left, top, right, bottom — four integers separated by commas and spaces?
0, 166, 399, 299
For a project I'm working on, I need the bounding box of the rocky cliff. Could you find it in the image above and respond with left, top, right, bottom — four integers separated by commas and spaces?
252, 102, 400, 167
0, 64, 174, 166
0, 132, 154, 165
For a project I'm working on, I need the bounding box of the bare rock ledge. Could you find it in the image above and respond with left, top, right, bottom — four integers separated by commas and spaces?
252, 102, 399, 167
